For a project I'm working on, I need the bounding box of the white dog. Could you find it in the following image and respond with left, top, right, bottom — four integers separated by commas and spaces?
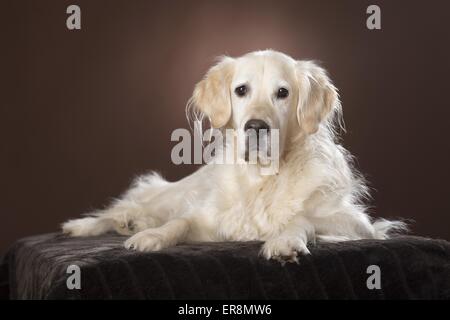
62, 50, 404, 262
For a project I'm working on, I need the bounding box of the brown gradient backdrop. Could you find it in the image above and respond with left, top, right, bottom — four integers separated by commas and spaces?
1, 0, 450, 253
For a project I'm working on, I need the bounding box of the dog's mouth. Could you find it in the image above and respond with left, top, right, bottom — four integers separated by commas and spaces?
244, 129, 271, 163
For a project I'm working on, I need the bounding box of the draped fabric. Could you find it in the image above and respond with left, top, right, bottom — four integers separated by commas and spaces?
1, 234, 449, 299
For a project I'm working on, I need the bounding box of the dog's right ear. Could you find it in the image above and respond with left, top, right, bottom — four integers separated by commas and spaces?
192, 56, 235, 128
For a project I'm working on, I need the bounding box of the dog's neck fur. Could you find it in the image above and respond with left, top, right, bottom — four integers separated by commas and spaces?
233, 129, 320, 187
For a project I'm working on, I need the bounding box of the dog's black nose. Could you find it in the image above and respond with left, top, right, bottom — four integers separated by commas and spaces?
244, 119, 270, 133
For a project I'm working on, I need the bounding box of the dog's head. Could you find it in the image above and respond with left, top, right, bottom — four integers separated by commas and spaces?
191, 50, 341, 162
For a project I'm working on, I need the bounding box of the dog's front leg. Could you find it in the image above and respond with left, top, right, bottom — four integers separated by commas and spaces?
124, 217, 190, 252
261, 215, 314, 264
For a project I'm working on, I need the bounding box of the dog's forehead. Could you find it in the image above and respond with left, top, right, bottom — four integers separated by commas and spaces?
233, 53, 295, 83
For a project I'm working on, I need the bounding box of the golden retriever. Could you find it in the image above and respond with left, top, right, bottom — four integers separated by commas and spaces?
62, 50, 404, 263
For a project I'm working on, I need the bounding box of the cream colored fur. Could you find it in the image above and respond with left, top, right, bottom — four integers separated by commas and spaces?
62, 50, 405, 262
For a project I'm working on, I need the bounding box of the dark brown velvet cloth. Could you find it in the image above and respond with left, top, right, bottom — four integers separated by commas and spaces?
1, 234, 449, 299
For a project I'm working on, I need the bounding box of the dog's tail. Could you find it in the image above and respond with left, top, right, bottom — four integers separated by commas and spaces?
372, 218, 410, 239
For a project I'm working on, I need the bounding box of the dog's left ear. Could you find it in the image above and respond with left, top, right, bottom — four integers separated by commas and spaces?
295, 61, 340, 134
192, 56, 235, 128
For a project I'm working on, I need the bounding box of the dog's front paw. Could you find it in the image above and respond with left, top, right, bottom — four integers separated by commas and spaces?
114, 216, 160, 236
261, 236, 310, 264
124, 229, 170, 252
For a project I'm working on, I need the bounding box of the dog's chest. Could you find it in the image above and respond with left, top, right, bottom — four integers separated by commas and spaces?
215, 189, 292, 241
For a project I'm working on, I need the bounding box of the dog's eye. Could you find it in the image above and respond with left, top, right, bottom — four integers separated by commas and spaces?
277, 87, 289, 99
235, 85, 248, 97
